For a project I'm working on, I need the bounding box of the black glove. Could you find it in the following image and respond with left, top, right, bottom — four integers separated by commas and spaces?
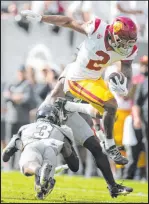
54, 97, 69, 123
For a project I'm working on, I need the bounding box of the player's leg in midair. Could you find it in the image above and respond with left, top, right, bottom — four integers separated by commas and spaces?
99, 98, 128, 165
56, 78, 128, 165
83, 135, 133, 197
64, 111, 133, 197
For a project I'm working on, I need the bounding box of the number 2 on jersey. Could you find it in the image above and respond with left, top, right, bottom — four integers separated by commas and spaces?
86, 51, 110, 71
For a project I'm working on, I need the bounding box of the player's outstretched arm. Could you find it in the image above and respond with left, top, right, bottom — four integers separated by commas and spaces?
20, 10, 87, 35
42, 15, 86, 34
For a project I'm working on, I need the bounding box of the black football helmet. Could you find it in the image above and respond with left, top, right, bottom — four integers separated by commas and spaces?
36, 104, 60, 126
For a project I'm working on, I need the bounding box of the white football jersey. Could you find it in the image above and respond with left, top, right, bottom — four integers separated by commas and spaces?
66, 17, 138, 81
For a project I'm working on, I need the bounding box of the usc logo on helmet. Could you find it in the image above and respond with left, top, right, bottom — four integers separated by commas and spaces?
113, 21, 123, 33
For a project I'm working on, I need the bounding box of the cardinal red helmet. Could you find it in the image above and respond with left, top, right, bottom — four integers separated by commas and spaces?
108, 16, 137, 55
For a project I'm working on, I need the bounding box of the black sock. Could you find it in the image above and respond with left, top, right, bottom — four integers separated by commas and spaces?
84, 136, 116, 187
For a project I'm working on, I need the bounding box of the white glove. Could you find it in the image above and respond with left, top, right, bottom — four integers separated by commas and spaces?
20, 10, 42, 22
108, 76, 128, 96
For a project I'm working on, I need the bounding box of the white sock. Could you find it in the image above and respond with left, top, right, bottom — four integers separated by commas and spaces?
105, 138, 115, 149
96, 130, 105, 142
65, 101, 96, 118
55, 164, 68, 174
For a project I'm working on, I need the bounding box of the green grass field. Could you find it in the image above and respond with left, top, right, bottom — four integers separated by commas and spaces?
1, 171, 148, 203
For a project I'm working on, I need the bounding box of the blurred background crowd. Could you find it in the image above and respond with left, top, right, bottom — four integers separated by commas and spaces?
1, 1, 148, 182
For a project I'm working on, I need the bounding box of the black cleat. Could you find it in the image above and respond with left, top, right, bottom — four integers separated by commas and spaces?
108, 183, 133, 198
42, 178, 56, 198
100, 142, 128, 165
36, 191, 44, 200
35, 174, 56, 200
2, 134, 20, 162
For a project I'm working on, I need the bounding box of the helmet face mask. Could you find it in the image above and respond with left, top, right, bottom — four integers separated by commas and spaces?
109, 17, 137, 56
111, 33, 136, 55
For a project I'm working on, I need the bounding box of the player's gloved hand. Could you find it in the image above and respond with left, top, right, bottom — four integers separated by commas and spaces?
108, 76, 128, 96
20, 10, 42, 22
54, 97, 68, 122
55, 97, 67, 111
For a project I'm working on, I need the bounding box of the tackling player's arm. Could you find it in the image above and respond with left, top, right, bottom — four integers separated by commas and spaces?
2, 127, 24, 162
61, 137, 79, 172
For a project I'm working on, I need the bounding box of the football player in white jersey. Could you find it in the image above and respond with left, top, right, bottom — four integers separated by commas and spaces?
20, 11, 138, 164
2, 105, 79, 200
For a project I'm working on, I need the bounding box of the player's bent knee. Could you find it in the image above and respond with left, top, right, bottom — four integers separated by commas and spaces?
104, 98, 118, 110
22, 166, 32, 177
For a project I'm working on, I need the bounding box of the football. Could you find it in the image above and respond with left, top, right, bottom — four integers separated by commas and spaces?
109, 72, 125, 84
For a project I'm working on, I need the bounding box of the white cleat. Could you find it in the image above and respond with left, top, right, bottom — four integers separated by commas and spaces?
100, 141, 128, 165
